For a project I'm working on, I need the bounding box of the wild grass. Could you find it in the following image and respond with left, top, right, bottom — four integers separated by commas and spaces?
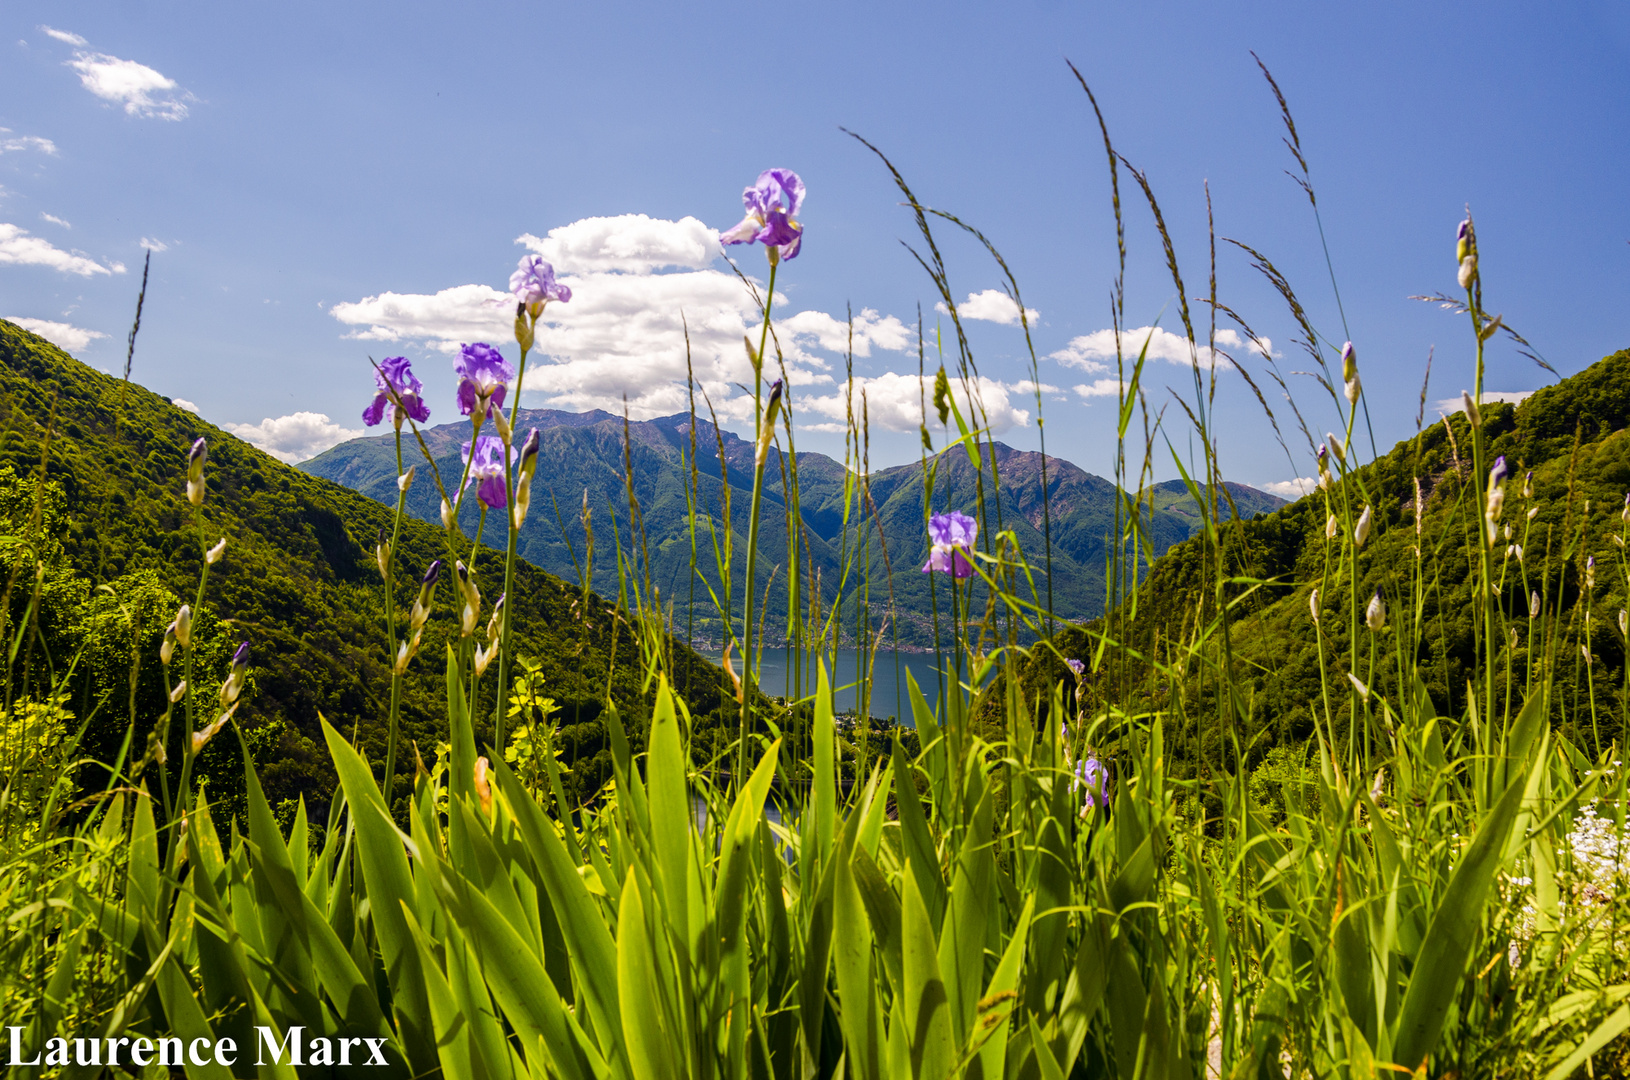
3, 59, 1630, 1080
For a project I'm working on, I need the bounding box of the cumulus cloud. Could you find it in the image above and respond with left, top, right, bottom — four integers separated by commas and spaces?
517, 214, 719, 274
40, 26, 87, 46
1437, 390, 1534, 415
67, 50, 190, 120
1260, 477, 1315, 500
171, 398, 199, 413
0, 223, 120, 276
223, 412, 363, 464
331, 283, 511, 349
774, 308, 912, 358
332, 214, 920, 421
798, 371, 1031, 435
139, 237, 170, 252
1073, 378, 1125, 399
0, 130, 57, 156
935, 289, 1038, 326
1007, 380, 1060, 396
5, 317, 106, 352
1051, 326, 1272, 374
39, 213, 69, 229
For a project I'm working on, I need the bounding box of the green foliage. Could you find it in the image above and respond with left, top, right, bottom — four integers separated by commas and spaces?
0, 319, 735, 820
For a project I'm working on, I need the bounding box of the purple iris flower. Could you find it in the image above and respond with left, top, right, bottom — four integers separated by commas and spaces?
1490, 455, 1508, 487
456, 343, 515, 419
362, 356, 431, 427
462, 435, 519, 510
719, 169, 805, 261
1066, 658, 1085, 677
1077, 756, 1109, 814
922, 510, 978, 579
511, 255, 571, 308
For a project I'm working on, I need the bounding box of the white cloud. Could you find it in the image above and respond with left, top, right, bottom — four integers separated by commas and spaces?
40, 213, 69, 229
517, 214, 720, 274
40, 26, 87, 46
67, 51, 190, 120
171, 398, 199, 413
774, 308, 913, 358
331, 283, 512, 349
0, 223, 119, 276
799, 371, 1030, 435
934, 288, 1038, 326
0, 130, 57, 156
1007, 380, 1060, 396
1073, 378, 1125, 399
1051, 326, 1272, 374
1260, 477, 1315, 500
5, 316, 106, 352
140, 237, 170, 252
333, 214, 920, 421
223, 412, 363, 464
1437, 390, 1534, 415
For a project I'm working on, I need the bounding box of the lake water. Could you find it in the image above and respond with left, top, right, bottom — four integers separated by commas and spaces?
700, 646, 955, 726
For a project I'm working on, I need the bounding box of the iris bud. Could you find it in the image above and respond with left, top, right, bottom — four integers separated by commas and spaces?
205, 537, 227, 565
456, 560, 480, 636
515, 302, 535, 352
219, 642, 249, 707
514, 428, 541, 528
1460, 391, 1481, 430
1365, 590, 1385, 631
1355, 505, 1373, 549
185, 438, 208, 506
754, 379, 786, 470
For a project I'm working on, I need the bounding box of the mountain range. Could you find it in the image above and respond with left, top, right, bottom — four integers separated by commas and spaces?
301, 408, 1287, 650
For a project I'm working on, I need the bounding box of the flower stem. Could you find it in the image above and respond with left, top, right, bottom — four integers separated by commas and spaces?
382, 427, 406, 806
737, 260, 778, 791
495, 327, 534, 752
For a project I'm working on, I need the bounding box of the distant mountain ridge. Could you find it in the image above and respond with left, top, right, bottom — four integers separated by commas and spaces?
303, 406, 1286, 648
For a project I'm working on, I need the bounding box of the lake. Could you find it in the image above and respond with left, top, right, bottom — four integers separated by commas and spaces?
699, 646, 957, 726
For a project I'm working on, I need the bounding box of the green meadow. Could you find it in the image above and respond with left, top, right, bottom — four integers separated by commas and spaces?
5, 68, 1630, 1080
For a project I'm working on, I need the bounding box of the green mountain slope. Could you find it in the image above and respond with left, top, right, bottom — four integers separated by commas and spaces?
303, 407, 1285, 648
0, 319, 732, 817
1052, 347, 1630, 759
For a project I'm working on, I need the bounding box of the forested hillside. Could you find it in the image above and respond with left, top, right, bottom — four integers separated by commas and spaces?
1034, 347, 1630, 766
0, 318, 734, 817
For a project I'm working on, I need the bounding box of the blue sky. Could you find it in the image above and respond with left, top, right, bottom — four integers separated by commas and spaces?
3, 1, 1627, 495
